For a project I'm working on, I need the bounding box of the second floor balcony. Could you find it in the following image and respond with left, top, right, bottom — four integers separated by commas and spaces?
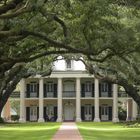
26, 92, 38, 98
81, 91, 112, 98
81, 91, 94, 97
12, 90, 129, 99
44, 91, 57, 98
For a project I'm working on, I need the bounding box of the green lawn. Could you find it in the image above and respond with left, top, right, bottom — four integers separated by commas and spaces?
77, 122, 140, 140
0, 122, 60, 140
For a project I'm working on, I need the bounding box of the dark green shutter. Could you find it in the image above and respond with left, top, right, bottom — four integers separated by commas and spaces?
81, 84, 85, 97
26, 107, 30, 121
92, 106, 95, 120
92, 84, 94, 97
46, 84, 48, 97
37, 107, 39, 120
54, 84, 57, 97
44, 84, 46, 97
26, 84, 30, 98
54, 106, 57, 121
109, 106, 112, 120
37, 84, 39, 97
99, 106, 101, 119
99, 83, 101, 97
44, 107, 46, 121
81, 106, 85, 121
108, 83, 112, 97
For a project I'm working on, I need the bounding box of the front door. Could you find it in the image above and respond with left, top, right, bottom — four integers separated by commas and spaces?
64, 105, 74, 121
101, 106, 109, 121
85, 105, 92, 121
30, 106, 37, 121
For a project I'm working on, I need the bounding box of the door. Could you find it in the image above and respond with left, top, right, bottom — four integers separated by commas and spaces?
46, 105, 54, 119
85, 82, 92, 97
101, 83, 108, 97
63, 82, 75, 97
30, 106, 37, 121
30, 83, 37, 97
101, 106, 109, 121
64, 105, 74, 121
85, 105, 92, 121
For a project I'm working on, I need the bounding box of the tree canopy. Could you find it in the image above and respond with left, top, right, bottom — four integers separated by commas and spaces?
0, 0, 140, 115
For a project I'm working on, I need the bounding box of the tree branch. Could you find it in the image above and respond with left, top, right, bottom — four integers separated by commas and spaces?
53, 15, 68, 38
0, 0, 24, 15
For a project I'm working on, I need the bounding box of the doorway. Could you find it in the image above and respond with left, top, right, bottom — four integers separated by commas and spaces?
30, 106, 37, 121
85, 105, 92, 121
101, 106, 109, 121
64, 105, 75, 121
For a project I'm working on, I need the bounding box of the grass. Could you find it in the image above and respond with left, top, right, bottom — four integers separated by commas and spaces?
77, 122, 140, 140
0, 122, 61, 140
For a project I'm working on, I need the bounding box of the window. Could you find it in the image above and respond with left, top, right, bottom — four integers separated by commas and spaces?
66, 59, 72, 69
63, 81, 75, 97
29, 83, 37, 97
30, 83, 37, 93
85, 82, 92, 92
101, 106, 108, 115
101, 83, 108, 92
47, 82, 54, 92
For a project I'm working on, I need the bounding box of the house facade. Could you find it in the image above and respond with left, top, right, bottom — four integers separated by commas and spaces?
2, 59, 137, 122
17, 59, 138, 122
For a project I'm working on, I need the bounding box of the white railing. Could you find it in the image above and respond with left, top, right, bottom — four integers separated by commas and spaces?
63, 91, 75, 97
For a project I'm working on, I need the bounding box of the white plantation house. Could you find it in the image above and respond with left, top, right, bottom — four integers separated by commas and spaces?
2, 59, 138, 122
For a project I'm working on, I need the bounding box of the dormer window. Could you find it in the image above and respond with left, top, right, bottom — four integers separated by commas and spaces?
66, 59, 72, 70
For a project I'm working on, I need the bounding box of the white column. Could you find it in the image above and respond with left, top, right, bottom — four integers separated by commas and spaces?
94, 78, 100, 122
113, 84, 119, 122
57, 78, 63, 122
19, 78, 26, 122
1, 108, 4, 118
132, 100, 137, 121
38, 78, 44, 122
76, 78, 81, 122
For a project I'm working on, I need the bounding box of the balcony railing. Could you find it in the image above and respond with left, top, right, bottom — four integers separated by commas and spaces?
10, 91, 20, 98
85, 92, 92, 97
44, 92, 57, 98
26, 92, 38, 98
81, 91, 94, 97
81, 91, 113, 97
100, 92, 112, 97
118, 91, 128, 97
63, 91, 75, 97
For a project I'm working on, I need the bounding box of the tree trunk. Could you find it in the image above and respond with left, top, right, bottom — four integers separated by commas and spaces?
118, 79, 140, 109
0, 66, 26, 118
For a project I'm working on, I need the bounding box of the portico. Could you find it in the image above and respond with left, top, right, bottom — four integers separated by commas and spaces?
19, 72, 122, 122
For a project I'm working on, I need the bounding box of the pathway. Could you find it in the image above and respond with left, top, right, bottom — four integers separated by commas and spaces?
52, 122, 83, 140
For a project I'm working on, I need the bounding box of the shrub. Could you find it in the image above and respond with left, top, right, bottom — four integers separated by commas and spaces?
11, 115, 19, 121
136, 114, 140, 122
118, 107, 127, 121
0, 117, 4, 123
